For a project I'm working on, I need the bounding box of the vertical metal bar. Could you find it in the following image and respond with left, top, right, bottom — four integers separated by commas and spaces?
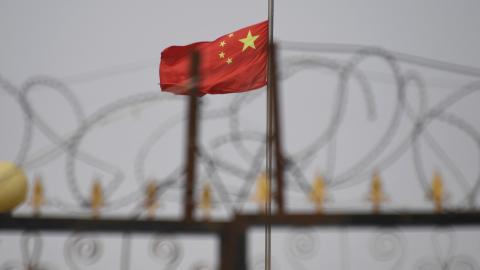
266, 1, 275, 270
184, 50, 200, 222
219, 223, 247, 270
271, 45, 285, 215
219, 226, 231, 270
235, 226, 247, 270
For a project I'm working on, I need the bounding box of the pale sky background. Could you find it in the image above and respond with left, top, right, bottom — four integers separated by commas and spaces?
1, 1, 480, 269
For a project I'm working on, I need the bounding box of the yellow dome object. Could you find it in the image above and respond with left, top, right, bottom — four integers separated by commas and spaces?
0, 161, 28, 212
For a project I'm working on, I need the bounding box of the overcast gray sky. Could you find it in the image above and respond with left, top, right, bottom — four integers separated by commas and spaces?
1, 2, 480, 269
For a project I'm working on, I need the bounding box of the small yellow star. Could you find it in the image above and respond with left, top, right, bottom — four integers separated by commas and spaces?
239, 30, 259, 52
219, 40, 226, 47
228, 33, 234, 38
219, 51, 225, 59
226, 58, 233, 64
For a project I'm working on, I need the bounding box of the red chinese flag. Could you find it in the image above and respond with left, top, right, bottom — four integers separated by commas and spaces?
160, 21, 268, 95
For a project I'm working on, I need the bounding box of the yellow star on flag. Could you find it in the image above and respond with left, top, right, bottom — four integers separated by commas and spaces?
239, 30, 259, 52
219, 51, 225, 59
226, 58, 233, 64
219, 41, 226, 47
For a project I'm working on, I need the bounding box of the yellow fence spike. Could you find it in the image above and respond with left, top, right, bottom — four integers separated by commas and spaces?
431, 171, 444, 213
91, 179, 103, 219
199, 182, 213, 220
309, 174, 327, 214
144, 181, 159, 219
253, 172, 269, 212
31, 175, 45, 216
368, 170, 387, 213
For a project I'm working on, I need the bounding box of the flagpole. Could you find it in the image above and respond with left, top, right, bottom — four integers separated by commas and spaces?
266, 0, 274, 270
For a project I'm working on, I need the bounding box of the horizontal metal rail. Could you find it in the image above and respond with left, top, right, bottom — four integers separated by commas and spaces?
2, 212, 480, 233
234, 212, 480, 228
2, 212, 480, 270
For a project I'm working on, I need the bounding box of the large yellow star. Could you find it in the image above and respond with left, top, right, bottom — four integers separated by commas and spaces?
239, 30, 259, 52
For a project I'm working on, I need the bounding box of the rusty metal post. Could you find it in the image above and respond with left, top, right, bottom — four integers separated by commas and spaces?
220, 222, 247, 270
184, 50, 200, 222
270, 44, 285, 215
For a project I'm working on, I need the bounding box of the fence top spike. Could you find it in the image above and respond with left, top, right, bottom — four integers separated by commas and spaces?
254, 171, 269, 204
431, 171, 444, 199
369, 170, 388, 203
31, 175, 45, 214
310, 174, 326, 202
200, 181, 212, 210
91, 179, 104, 207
